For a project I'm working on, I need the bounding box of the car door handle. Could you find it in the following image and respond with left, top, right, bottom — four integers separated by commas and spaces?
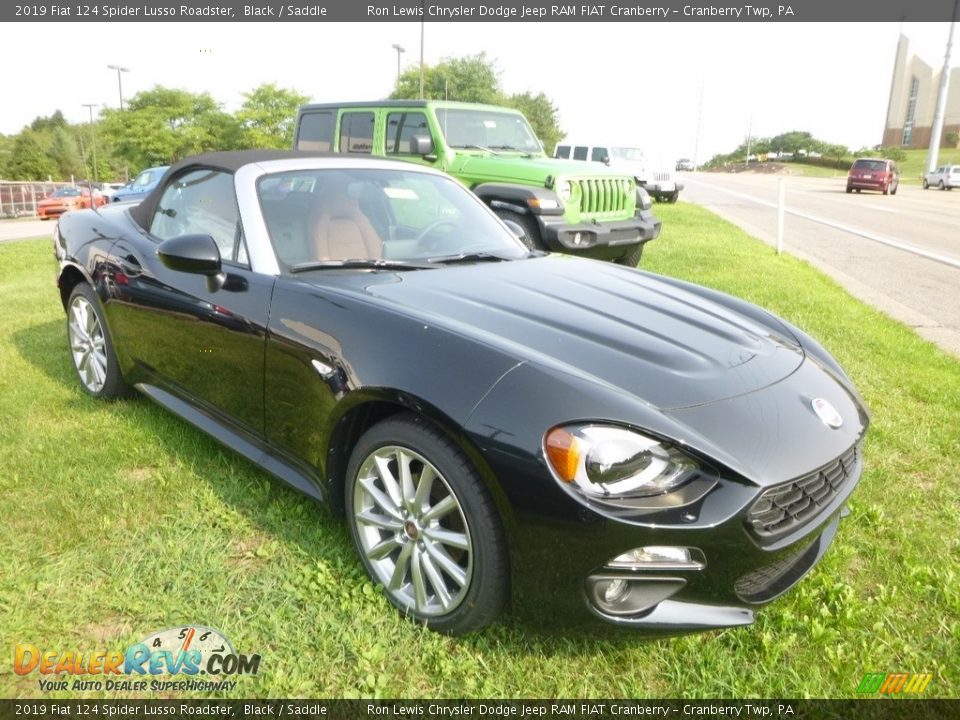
118, 254, 142, 276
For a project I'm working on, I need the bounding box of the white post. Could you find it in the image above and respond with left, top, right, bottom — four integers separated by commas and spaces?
776, 177, 785, 255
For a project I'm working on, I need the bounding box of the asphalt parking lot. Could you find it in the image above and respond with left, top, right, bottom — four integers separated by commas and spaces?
682, 172, 960, 358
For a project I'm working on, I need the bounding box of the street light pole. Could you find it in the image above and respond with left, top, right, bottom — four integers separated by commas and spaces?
391, 44, 405, 84
419, 19, 425, 99
82, 104, 98, 184
107, 64, 130, 110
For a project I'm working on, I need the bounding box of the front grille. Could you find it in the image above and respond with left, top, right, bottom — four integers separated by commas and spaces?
734, 538, 820, 603
574, 178, 629, 216
746, 443, 860, 539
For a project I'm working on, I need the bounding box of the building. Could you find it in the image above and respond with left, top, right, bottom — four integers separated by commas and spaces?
883, 34, 960, 148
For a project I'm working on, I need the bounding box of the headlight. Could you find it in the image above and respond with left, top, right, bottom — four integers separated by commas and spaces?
635, 187, 653, 211
556, 180, 573, 203
544, 424, 699, 498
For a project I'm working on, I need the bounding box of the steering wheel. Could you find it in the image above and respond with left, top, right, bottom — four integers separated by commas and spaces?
414, 219, 459, 254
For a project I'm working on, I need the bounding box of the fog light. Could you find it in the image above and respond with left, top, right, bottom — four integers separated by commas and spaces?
573, 232, 582, 245
585, 575, 686, 617
600, 578, 629, 604
607, 546, 705, 571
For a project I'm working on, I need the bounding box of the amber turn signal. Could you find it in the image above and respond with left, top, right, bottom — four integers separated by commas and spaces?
545, 427, 580, 482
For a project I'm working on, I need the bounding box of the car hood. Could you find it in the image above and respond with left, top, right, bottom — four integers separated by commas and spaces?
323, 257, 805, 410
451, 154, 634, 184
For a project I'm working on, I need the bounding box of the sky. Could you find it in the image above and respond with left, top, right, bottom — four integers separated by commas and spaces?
3, 21, 956, 165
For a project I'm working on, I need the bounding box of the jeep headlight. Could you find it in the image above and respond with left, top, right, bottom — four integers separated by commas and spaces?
636, 187, 653, 211
544, 424, 698, 498
557, 180, 573, 203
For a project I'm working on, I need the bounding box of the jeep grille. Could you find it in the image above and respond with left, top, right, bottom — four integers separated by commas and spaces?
574, 178, 631, 216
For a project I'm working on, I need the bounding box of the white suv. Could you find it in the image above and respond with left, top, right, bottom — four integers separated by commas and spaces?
923, 165, 960, 191
555, 142, 683, 203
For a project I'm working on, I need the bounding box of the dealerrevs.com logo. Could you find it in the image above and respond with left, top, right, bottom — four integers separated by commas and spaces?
14, 626, 261, 693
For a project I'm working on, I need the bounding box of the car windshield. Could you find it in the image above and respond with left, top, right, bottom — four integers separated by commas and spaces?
132, 171, 156, 187
435, 109, 543, 153
53, 187, 81, 197
853, 160, 888, 171
610, 147, 645, 162
258, 168, 530, 271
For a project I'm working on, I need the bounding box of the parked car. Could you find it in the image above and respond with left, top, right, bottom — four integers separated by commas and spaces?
54, 150, 869, 636
676, 158, 695, 171
98, 182, 128, 202
554, 141, 683, 203
922, 165, 960, 190
111, 166, 169, 203
294, 101, 660, 267
37, 186, 105, 220
846, 158, 899, 195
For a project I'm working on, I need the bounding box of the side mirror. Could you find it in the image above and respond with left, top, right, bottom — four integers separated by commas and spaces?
410, 134, 435, 156
157, 234, 225, 291
503, 219, 527, 242
601, 155, 610, 165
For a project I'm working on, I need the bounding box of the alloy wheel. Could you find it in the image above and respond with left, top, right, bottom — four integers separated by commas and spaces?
352, 445, 473, 617
68, 295, 108, 393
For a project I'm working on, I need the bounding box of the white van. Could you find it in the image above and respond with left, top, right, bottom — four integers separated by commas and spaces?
555, 142, 683, 203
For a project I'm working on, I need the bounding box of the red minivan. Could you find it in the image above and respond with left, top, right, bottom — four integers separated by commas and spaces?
846, 158, 899, 195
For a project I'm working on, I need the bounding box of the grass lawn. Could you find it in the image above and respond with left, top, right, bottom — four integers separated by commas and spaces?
0, 206, 957, 699
783, 148, 960, 185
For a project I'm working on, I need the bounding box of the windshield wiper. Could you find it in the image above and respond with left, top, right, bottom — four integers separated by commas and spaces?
487, 145, 534, 157
289, 259, 435, 273
450, 143, 501, 155
427, 251, 518, 265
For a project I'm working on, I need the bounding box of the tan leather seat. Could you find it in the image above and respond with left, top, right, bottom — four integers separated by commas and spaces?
307, 191, 382, 261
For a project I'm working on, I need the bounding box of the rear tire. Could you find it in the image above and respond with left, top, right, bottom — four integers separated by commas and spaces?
940, 181, 946, 191
494, 209, 545, 253
845, 186, 852, 194
345, 414, 509, 635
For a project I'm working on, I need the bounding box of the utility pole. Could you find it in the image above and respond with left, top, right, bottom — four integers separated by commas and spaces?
107, 64, 130, 110
926, 1, 958, 174
82, 104, 98, 184
391, 44, 405, 84
693, 78, 704, 170
419, 19, 425, 99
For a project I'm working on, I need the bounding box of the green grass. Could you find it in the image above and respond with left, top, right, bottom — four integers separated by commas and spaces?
1, 210, 958, 699
784, 148, 960, 184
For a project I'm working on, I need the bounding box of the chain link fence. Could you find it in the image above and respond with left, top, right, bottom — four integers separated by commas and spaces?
0, 181, 75, 218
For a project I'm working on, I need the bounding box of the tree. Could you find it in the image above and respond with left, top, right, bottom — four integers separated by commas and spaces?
100, 87, 241, 169
504, 92, 563, 155
4, 131, 57, 180
236, 83, 309, 149
390, 53, 501, 104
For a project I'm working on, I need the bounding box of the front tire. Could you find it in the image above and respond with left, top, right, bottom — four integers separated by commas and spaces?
615, 243, 644, 268
940, 181, 946, 191
66, 284, 129, 399
345, 414, 509, 635
923, 179, 929, 189
494, 210, 544, 253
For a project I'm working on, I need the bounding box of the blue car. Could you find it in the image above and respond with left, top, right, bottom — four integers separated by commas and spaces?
111, 166, 169, 203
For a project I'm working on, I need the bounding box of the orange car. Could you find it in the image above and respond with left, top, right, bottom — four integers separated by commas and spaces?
37, 186, 106, 220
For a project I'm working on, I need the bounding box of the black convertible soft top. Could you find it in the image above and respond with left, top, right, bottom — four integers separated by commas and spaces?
128, 150, 341, 231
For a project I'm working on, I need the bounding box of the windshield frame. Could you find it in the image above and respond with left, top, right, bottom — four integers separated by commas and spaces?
434, 107, 544, 155
243, 161, 531, 276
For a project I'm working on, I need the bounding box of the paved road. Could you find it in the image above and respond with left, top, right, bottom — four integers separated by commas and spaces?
0, 219, 52, 244
680, 172, 960, 358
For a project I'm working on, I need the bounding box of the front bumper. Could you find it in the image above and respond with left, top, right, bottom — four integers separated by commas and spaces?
507, 443, 862, 633
644, 181, 684, 200
536, 211, 662, 261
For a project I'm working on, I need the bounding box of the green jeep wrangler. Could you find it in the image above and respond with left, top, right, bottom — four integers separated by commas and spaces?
293, 100, 661, 265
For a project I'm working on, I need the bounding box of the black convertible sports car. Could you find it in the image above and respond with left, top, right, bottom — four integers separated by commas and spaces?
54, 151, 869, 635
